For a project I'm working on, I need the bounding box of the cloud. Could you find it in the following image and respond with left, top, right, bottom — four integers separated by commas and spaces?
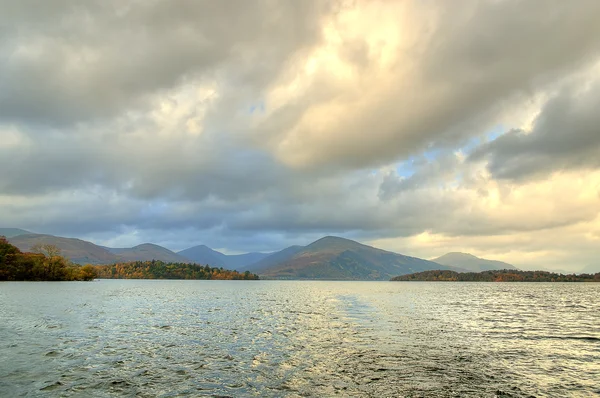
255, 0, 600, 169
1, 1, 600, 270
470, 81, 600, 180
0, 0, 329, 126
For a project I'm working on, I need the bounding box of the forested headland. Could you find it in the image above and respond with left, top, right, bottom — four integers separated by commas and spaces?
1, 236, 258, 281
0, 237, 97, 281
92, 260, 259, 280
391, 269, 600, 282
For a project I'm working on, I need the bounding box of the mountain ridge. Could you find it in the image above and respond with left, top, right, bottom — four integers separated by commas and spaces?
0, 228, 32, 238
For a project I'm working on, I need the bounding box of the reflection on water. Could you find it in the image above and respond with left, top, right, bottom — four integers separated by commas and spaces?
0, 280, 598, 397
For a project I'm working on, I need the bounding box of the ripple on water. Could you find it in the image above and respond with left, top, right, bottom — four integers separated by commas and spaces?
0, 280, 598, 397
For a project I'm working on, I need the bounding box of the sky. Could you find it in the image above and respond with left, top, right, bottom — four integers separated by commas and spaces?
1, 0, 600, 272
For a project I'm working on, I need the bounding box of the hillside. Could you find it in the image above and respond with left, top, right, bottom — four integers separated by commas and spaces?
9, 234, 121, 265
432, 252, 517, 272
0, 228, 32, 238
258, 236, 451, 280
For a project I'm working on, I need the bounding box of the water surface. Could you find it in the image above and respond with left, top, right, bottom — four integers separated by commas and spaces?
0, 280, 598, 397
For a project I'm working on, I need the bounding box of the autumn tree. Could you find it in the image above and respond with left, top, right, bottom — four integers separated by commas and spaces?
78, 264, 98, 281
0, 236, 22, 280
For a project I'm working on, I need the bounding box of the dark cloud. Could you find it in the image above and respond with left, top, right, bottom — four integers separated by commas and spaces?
0, 0, 329, 126
470, 83, 600, 180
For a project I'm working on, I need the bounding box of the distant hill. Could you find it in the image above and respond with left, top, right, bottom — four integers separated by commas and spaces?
0, 228, 32, 238
178, 245, 270, 269
9, 234, 121, 265
113, 243, 192, 263
432, 252, 517, 272
258, 236, 451, 280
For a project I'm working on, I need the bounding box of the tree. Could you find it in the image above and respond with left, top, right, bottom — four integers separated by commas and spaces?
78, 265, 98, 281
0, 236, 22, 280
31, 243, 62, 258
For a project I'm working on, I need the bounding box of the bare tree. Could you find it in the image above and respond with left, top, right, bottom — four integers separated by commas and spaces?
31, 243, 62, 258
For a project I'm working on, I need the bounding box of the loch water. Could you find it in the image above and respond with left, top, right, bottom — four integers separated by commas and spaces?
0, 280, 598, 397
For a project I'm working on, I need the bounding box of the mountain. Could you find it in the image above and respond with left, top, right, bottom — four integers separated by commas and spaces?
177, 245, 229, 267
9, 234, 121, 265
258, 236, 451, 280
113, 243, 192, 263
178, 245, 270, 269
431, 252, 517, 272
0, 228, 32, 238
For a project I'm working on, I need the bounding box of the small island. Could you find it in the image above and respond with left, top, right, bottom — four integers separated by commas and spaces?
391, 269, 600, 282
92, 261, 259, 280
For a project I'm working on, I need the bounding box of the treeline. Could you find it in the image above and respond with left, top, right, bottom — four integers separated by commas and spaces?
0, 237, 97, 281
93, 260, 259, 280
391, 269, 600, 282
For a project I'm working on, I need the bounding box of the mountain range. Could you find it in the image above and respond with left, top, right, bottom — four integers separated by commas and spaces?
2, 228, 519, 280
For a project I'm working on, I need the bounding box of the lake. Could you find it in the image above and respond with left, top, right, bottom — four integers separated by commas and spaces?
0, 280, 598, 397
